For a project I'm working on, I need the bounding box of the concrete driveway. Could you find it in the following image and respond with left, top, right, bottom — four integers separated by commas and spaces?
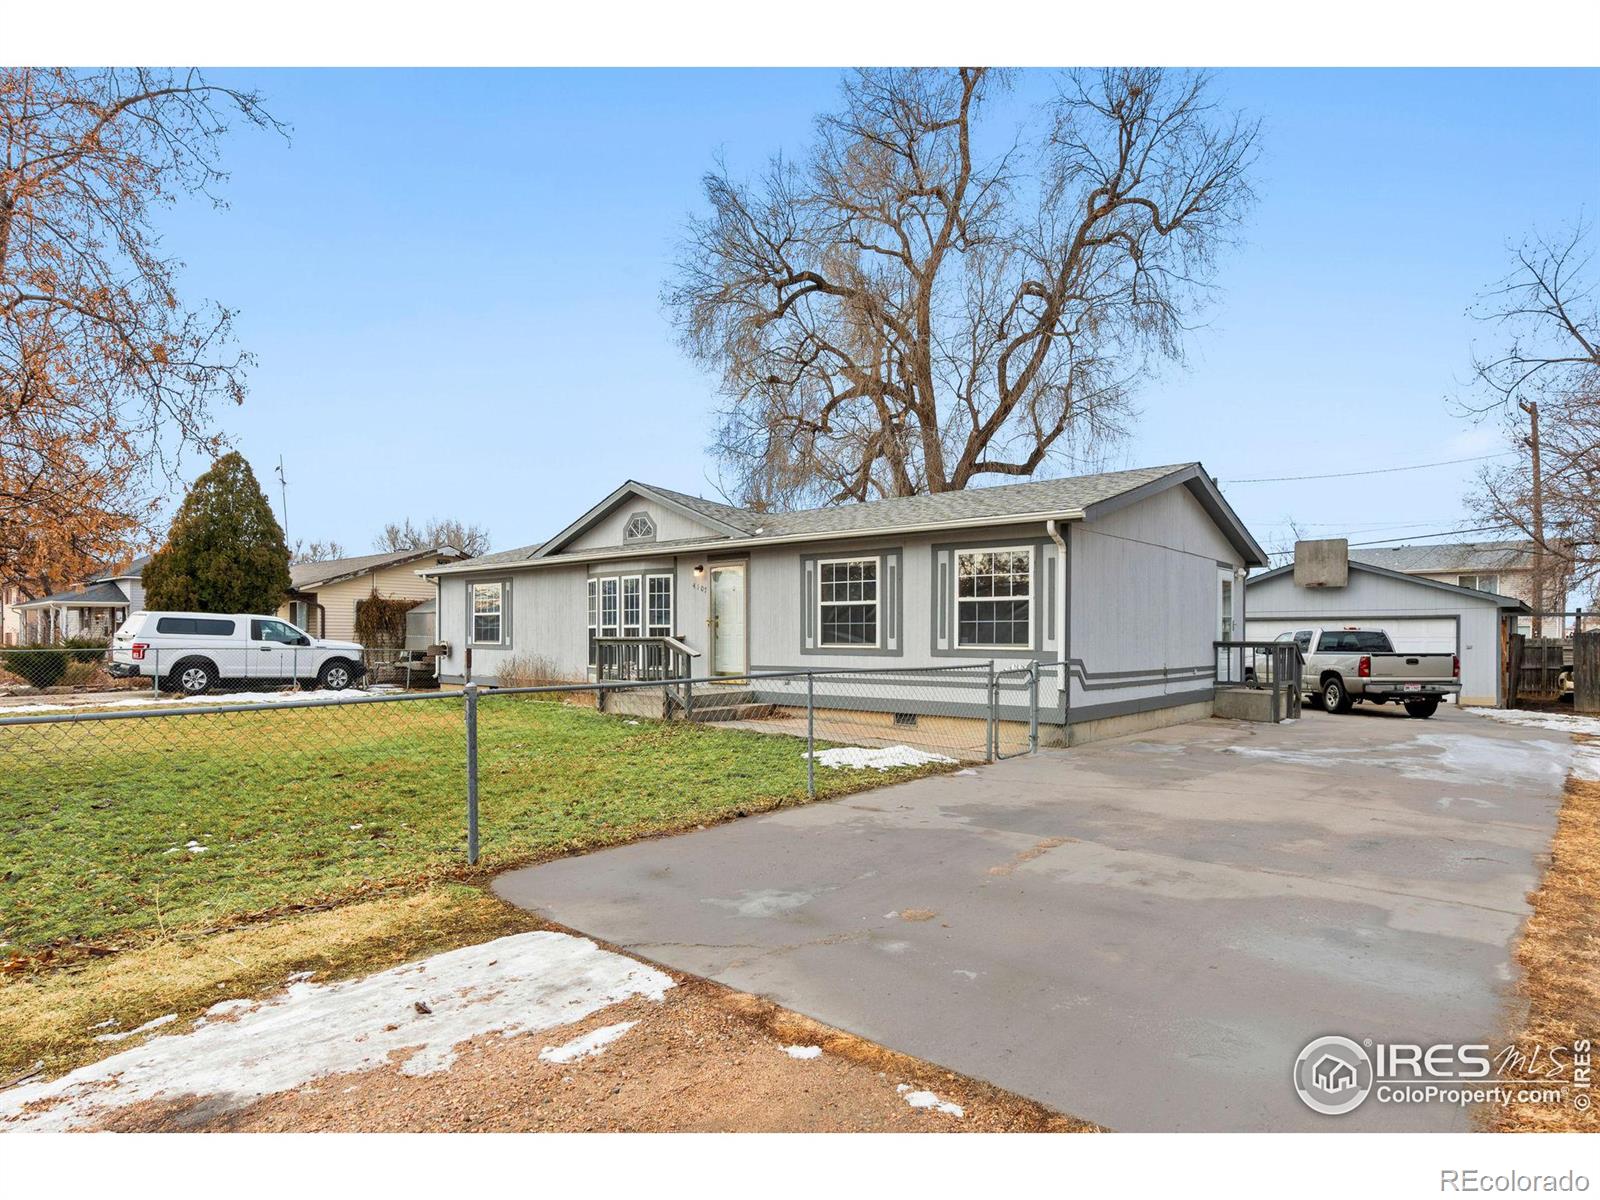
494, 706, 1573, 1131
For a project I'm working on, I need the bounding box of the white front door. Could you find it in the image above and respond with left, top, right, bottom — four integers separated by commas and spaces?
709, 563, 747, 676
1217, 567, 1235, 642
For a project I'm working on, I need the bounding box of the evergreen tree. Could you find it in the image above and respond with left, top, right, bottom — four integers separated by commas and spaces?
142, 453, 292, 613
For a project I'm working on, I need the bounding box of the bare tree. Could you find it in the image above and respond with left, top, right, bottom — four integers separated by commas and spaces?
1462, 223, 1600, 608
0, 68, 282, 598
289, 538, 346, 564
666, 68, 1258, 508
375, 517, 489, 558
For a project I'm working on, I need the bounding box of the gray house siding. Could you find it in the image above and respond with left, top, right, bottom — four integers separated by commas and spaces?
565, 499, 724, 552
1245, 567, 1506, 706
1067, 485, 1244, 725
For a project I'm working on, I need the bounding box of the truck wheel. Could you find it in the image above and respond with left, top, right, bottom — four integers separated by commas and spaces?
168, 658, 216, 696
1404, 699, 1439, 719
318, 660, 357, 691
1322, 677, 1352, 714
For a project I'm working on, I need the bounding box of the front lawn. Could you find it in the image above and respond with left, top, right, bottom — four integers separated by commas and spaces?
1, 694, 944, 954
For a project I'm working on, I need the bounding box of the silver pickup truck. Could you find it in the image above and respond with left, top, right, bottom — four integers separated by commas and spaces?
1273, 627, 1460, 718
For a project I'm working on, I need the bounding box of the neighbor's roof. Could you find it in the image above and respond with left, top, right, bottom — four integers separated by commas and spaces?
1351, 540, 1538, 575
425, 463, 1268, 575
1246, 557, 1528, 609
87, 553, 152, 583
15, 580, 131, 609
290, 546, 463, 591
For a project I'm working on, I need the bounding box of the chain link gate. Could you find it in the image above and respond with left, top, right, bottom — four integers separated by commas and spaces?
991, 661, 1041, 760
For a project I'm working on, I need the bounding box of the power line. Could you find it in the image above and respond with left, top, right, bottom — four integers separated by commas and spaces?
1224, 452, 1515, 486
1263, 523, 1516, 558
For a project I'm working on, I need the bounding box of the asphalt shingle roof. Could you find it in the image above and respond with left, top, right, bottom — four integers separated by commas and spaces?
1351, 540, 1536, 575
17, 580, 131, 607
290, 547, 459, 590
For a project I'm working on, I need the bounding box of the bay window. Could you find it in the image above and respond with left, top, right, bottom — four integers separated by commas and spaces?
622, 576, 642, 636
646, 574, 673, 637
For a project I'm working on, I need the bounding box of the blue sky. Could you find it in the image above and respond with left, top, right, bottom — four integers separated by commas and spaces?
161, 68, 1598, 558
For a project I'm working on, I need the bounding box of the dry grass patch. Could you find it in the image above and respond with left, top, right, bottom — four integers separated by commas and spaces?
0, 883, 539, 1083
1485, 773, 1600, 1132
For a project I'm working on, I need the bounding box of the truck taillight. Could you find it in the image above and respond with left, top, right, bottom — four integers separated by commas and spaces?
1452, 654, 1459, 679
1358, 655, 1371, 678
131, 642, 148, 661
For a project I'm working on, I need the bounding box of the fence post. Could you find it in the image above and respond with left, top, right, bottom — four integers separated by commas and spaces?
464, 681, 479, 865
806, 671, 815, 800
152, 648, 160, 697
1029, 661, 1040, 754
986, 659, 996, 763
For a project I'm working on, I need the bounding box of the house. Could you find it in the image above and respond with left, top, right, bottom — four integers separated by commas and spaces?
1245, 542, 1528, 706
1312, 1054, 1358, 1094
1351, 540, 1570, 635
419, 463, 1268, 746
280, 547, 465, 642
10, 556, 150, 644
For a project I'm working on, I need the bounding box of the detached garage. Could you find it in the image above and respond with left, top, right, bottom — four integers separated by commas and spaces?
1245, 552, 1528, 707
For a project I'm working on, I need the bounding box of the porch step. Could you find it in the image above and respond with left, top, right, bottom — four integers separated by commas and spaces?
684, 701, 779, 723
687, 688, 759, 707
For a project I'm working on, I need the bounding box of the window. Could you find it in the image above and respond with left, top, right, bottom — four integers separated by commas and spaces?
1315, 630, 1393, 653
154, 616, 236, 636
471, 581, 506, 645
599, 578, 619, 637
251, 618, 303, 645
646, 574, 673, 637
1457, 573, 1499, 593
287, 600, 312, 632
955, 548, 1031, 647
587, 580, 597, 667
623, 512, 656, 542
622, 576, 642, 636
817, 557, 879, 647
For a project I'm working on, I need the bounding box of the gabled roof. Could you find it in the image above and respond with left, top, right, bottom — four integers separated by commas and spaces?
290, 546, 464, 591
424, 462, 1268, 576
1246, 557, 1529, 609
15, 580, 131, 609
87, 553, 152, 584
1351, 540, 1538, 575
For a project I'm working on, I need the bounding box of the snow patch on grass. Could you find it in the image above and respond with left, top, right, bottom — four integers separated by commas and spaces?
0, 932, 673, 1131
805, 745, 956, 771
92, 1013, 176, 1044
783, 1044, 822, 1060
538, 1020, 638, 1064
896, 1083, 963, 1117
3, 688, 389, 715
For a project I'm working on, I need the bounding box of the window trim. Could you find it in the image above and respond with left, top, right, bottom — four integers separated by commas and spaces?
469, 579, 509, 647
587, 579, 597, 667
646, 572, 674, 638
621, 575, 643, 637
598, 577, 620, 638
815, 555, 882, 649
953, 545, 1034, 650
622, 511, 657, 543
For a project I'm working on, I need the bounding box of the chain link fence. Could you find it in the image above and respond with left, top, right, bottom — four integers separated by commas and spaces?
1, 661, 1048, 955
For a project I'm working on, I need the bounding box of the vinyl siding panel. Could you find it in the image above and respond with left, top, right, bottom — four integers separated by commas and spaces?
279, 558, 452, 642
565, 499, 726, 551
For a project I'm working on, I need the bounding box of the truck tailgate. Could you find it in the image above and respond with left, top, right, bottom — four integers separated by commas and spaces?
1367, 652, 1454, 683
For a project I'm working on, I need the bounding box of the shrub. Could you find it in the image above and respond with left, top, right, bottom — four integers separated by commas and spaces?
353, 591, 419, 649
0, 647, 69, 689
492, 654, 576, 689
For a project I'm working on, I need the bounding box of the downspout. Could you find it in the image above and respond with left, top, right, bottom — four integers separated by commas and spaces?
1047, 519, 1070, 731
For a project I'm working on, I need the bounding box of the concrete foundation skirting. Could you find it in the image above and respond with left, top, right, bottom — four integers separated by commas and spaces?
1066, 698, 1214, 746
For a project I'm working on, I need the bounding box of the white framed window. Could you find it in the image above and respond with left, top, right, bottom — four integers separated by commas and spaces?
599, 577, 619, 637
955, 547, 1032, 648
471, 581, 507, 645
587, 579, 597, 667
288, 599, 312, 632
1457, 573, 1499, 593
646, 574, 673, 637
622, 575, 642, 636
817, 557, 879, 647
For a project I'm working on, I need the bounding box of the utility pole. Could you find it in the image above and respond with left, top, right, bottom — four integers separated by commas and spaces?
1520, 399, 1545, 638
275, 454, 291, 544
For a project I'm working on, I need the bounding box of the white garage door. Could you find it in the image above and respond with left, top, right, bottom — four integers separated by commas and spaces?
1246, 617, 1458, 654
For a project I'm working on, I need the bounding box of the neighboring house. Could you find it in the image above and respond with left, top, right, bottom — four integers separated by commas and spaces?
2, 583, 26, 646
1245, 550, 1528, 707
1351, 540, 1571, 635
281, 547, 465, 642
10, 555, 150, 645
420, 463, 1268, 746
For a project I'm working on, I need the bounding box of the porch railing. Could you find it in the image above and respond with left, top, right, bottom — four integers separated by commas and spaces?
1213, 639, 1305, 722
593, 636, 697, 683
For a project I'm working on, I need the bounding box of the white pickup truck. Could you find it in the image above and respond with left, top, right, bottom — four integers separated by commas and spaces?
110, 612, 366, 695
1274, 627, 1460, 718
